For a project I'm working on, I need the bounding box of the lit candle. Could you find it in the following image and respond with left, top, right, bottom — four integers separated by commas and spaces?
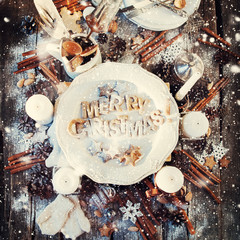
155, 166, 184, 193
25, 94, 53, 125
52, 167, 80, 195
181, 111, 209, 138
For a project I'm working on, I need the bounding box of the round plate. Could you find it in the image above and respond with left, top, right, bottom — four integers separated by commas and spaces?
123, 0, 201, 31
56, 62, 179, 185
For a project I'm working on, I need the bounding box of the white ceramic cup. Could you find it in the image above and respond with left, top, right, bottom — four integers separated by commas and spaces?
46, 33, 102, 79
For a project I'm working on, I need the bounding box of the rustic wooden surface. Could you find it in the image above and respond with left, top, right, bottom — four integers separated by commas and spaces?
0, 0, 239, 239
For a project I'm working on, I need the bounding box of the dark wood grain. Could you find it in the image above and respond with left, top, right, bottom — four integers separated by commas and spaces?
217, 0, 240, 239
0, 0, 239, 239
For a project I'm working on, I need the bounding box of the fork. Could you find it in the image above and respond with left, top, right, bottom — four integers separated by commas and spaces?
37, 7, 69, 39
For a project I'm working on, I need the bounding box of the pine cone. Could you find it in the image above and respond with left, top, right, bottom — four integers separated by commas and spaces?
188, 84, 209, 103
32, 139, 53, 160
155, 207, 172, 222
106, 36, 126, 62
27, 163, 54, 199
214, 50, 230, 64
97, 33, 108, 44
152, 63, 173, 80
18, 114, 36, 134
170, 210, 187, 225
20, 16, 37, 35
205, 106, 222, 121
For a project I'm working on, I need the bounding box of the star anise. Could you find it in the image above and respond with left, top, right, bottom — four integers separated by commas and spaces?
18, 114, 36, 134
214, 50, 230, 64
32, 139, 53, 160
205, 106, 222, 121
106, 36, 126, 62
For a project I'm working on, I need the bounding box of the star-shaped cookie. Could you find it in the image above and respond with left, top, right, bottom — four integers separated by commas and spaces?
204, 155, 216, 170
219, 156, 230, 168
98, 84, 116, 98
99, 223, 115, 237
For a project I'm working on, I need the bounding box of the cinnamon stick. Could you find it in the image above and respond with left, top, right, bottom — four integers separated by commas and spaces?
197, 38, 240, 59
136, 187, 160, 225
180, 209, 196, 235
201, 27, 231, 47
194, 78, 230, 111
190, 165, 214, 186
188, 170, 221, 204
10, 161, 45, 174
8, 149, 33, 161
135, 30, 167, 55
18, 55, 38, 66
117, 196, 148, 240
127, 190, 156, 235
14, 63, 39, 74
180, 150, 221, 184
141, 33, 182, 62
5, 159, 44, 170
143, 178, 155, 190
8, 156, 37, 166
49, 59, 57, 77
140, 37, 165, 57
22, 49, 37, 57
39, 62, 60, 84
190, 78, 226, 111
183, 173, 202, 189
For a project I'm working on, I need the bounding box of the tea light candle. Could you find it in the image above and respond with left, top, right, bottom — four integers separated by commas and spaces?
52, 167, 80, 195
181, 111, 209, 138
25, 94, 53, 125
155, 166, 184, 193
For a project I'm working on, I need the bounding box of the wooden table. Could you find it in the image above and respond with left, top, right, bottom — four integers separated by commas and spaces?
0, 0, 239, 239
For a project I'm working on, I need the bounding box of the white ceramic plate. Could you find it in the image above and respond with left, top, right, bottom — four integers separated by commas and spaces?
55, 62, 179, 185
122, 0, 201, 31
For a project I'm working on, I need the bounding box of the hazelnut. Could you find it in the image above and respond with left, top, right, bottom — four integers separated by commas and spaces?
174, 0, 186, 9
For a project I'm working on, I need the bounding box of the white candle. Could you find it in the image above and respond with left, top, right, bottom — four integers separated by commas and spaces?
181, 111, 209, 138
25, 94, 53, 125
52, 167, 80, 195
155, 166, 184, 193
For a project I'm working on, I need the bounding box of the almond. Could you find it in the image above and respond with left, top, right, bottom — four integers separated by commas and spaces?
185, 192, 193, 202
24, 78, 35, 86
24, 132, 34, 139
17, 78, 25, 88
94, 210, 102, 218
27, 72, 35, 79
108, 20, 118, 33
128, 226, 139, 232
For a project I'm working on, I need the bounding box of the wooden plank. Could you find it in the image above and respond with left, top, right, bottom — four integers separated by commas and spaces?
186, 0, 222, 239
217, 0, 240, 239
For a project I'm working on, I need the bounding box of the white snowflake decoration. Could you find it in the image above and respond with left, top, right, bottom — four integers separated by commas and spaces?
194, 150, 209, 165
212, 142, 229, 161
120, 200, 143, 223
